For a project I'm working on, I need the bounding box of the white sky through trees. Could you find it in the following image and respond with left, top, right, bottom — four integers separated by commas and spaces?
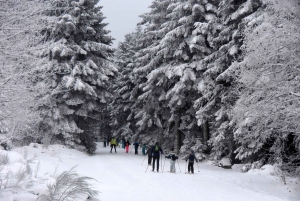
98, 0, 153, 47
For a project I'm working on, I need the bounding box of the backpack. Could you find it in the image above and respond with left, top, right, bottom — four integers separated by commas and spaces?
154, 145, 159, 152
171, 154, 177, 161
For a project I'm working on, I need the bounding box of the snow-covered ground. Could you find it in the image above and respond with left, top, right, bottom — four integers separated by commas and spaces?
1, 143, 299, 201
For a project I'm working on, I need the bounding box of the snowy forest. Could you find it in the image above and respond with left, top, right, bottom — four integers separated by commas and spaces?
0, 0, 300, 198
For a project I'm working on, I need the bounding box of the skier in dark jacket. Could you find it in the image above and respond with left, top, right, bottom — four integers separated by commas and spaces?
107, 137, 110, 147
142, 144, 146, 155
185, 149, 198, 174
151, 142, 163, 172
133, 142, 139, 155
145, 145, 153, 166
103, 137, 107, 147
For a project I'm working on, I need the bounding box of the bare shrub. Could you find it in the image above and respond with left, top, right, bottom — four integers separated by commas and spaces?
37, 167, 99, 201
0, 152, 9, 165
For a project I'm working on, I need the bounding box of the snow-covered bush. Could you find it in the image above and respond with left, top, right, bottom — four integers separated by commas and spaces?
0, 149, 37, 194
233, 0, 300, 176
0, 152, 9, 165
0, 0, 54, 149
218, 157, 232, 169
241, 164, 252, 173
180, 136, 206, 161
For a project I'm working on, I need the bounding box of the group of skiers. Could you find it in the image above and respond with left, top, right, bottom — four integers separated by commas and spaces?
104, 137, 137, 154
103, 137, 199, 174
146, 142, 198, 174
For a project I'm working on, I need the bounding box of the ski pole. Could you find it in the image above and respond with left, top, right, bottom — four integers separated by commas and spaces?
185, 161, 188, 174
141, 155, 147, 165
162, 157, 166, 173
177, 160, 181, 172
145, 163, 150, 173
196, 161, 200, 172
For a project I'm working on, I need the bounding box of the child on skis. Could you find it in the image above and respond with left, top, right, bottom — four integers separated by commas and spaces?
165, 148, 178, 173
185, 149, 198, 174
125, 140, 130, 153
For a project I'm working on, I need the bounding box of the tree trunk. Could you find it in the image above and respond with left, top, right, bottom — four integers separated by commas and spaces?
174, 118, 181, 155
228, 131, 235, 164
202, 120, 210, 145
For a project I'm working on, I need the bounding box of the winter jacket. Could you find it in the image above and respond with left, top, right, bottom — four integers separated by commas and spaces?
186, 153, 198, 163
152, 145, 163, 157
142, 145, 146, 155
111, 138, 117, 145
133, 142, 139, 149
146, 146, 153, 157
165, 152, 178, 161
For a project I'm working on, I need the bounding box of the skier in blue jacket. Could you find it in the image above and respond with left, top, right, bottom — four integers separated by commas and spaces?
133, 142, 139, 155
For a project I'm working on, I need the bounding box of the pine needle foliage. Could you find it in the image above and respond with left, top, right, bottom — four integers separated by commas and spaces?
36, 0, 116, 153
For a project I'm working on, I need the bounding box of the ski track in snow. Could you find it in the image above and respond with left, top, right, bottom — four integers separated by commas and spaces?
33, 143, 298, 201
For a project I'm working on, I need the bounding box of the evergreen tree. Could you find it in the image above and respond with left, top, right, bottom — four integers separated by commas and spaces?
192, 0, 262, 162
110, 27, 143, 140
128, 0, 172, 145
133, 0, 220, 153
37, 0, 116, 154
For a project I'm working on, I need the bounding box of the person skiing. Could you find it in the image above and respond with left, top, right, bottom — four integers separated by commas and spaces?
107, 137, 110, 147
103, 137, 107, 147
110, 137, 117, 153
122, 139, 125, 149
142, 144, 146, 155
185, 149, 198, 174
152, 142, 163, 172
133, 141, 139, 155
145, 145, 153, 166
125, 140, 130, 153
117, 138, 120, 147
165, 148, 178, 173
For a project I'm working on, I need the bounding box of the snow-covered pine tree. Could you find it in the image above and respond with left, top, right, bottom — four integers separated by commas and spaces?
233, 0, 300, 175
180, 132, 206, 161
128, 0, 172, 145
134, 0, 220, 154
161, 0, 219, 154
193, 0, 262, 162
37, 0, 116, 154
110, 26, 144, 140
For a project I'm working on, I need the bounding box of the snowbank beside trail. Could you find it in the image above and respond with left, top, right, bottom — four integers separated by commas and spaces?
0, 143, 299, 201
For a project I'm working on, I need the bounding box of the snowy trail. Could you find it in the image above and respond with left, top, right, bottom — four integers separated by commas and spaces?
32, 143, 298, 201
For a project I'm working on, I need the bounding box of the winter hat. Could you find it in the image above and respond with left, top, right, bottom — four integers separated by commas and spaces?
190, 149, 195, 154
